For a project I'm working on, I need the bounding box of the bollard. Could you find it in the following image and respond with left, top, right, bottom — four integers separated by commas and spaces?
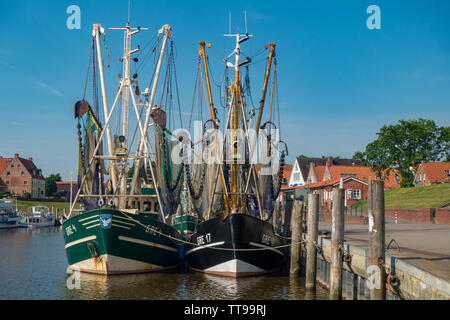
368, 180, 386, 300
289, 198, 303, 277
329, 187, 345, 300
305, 193, 319, 290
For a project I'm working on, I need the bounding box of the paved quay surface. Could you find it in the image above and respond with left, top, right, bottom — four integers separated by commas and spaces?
318, 221, 450, 282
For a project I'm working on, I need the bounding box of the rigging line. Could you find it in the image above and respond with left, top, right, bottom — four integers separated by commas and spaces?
188, 59, 200, 132
135, 36, 158, 74
171, 43, 183, 129
275, 60, 281, 140
83, 38, 94, 100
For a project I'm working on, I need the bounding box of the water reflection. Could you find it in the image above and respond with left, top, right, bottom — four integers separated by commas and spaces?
1, 228, 329, 300
62, 271, 329, 300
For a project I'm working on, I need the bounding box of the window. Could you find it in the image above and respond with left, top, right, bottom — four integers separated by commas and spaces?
446, 170, 450, 177
11, 164, 14, 168
351, 189, 361, 200
7, 171, 10, 176
24, 181, 27, 185
6, 181, 9, 185
21, 171, 24, 176
293, 173, 300, 181
18, 164, 21, 168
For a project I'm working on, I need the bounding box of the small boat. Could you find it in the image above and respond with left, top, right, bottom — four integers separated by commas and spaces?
19, 206, 55, 228
0, 200, 21, 229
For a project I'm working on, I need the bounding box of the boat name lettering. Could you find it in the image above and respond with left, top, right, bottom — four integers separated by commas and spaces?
145, 225, 161, 237
66, 225, 76, 236
197, 233, 211, 246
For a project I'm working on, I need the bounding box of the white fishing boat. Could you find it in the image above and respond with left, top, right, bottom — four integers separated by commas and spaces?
19, 206, 55, 228
0, 200, 21, 229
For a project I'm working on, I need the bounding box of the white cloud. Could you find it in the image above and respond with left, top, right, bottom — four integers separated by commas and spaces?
38, 82, 64, 97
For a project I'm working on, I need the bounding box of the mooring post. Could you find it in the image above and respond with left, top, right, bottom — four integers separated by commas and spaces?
329, 187, 345, 300
305, 193, 319, 290
368, 180, 386, 300
283, 196, 293, 236
275, 201, 282, 233
290, 194, 303, 276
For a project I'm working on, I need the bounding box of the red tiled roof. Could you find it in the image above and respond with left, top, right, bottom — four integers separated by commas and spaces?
282, 164, 293, 185
18, 157, 44, 180
0, 158, 9, 175
328, 165, 375, 181
315, 166, 326, 181
282, 176, 364, 191
421, 162, 450, 183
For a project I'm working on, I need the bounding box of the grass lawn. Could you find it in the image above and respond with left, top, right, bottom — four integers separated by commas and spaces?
354, 183, 450, 209
9, 199, 81, 213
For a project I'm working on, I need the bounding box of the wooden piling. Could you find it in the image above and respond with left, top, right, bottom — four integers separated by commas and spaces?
329, 187, 345, 300
368, 180, 386, 300
290, 199, 303, 276
274, 201, 282, 232
305, 193, 319, 289
283, 197, 293, 236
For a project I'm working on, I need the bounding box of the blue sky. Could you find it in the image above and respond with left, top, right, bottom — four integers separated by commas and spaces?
0, 0, 449, 180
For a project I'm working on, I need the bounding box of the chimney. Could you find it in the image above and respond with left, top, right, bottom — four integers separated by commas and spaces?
28, 157, 32, 161
327, 156, 333, 166
14, 153, 19, 158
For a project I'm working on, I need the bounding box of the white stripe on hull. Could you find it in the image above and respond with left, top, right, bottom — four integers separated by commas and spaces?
78, 215, 99, 222
185, 241, 225, 256
118, 236, 177, 252
69, 254, 176, 275
249, 242, 284, 256
65, 235, 97, 249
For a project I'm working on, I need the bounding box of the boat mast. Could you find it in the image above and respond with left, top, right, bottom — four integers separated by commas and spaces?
108, 23, 143, 208
93, 24, 118, 192
130, 25, 172, 197
224, 32, 252, 212
199, 41, 231, 214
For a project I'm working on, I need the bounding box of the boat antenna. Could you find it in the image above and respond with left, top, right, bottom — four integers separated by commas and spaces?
244, 11, 247, 34
128, 0, 131, 24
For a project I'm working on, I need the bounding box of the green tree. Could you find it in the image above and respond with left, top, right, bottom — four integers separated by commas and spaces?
352, 151, 369, 166
358, 119, 449, 187
45, 173, 62, 197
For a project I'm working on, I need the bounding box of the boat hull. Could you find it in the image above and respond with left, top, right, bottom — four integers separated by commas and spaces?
0, 217, 20, 229
186, 214, 285, 277
63, 209, 181, 275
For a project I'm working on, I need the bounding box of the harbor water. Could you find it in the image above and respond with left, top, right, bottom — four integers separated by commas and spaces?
0, 227, 329, 300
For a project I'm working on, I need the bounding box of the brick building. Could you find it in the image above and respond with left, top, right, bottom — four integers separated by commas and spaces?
0, 154, 45, 198
413, 161, 450, 186
288, 156, 363, 187
56, 181, 80, 200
